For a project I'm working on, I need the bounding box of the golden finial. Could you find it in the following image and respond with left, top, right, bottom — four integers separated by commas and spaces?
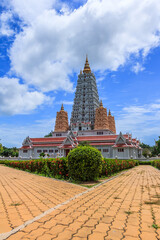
108, 109, 111, 115
61, 104, 64, 111
100, 100, 103, 107
80, 69, 82, 74
83, 54, 91, 73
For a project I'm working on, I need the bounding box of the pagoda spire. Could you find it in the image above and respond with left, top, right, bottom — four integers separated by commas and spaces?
100, 100, 103, 107
108, 109, 111, 115
61, 103, 64, 111
83, 55, 91, 73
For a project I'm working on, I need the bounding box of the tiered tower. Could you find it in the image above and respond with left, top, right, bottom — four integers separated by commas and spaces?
108, 110, 116, 134
54, 104, 69, 132
94, 100, 109, 130
70, 56, 99, 131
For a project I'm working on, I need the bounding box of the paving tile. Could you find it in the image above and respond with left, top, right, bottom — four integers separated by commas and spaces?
105, 228, 123, 239
140, 231, 157, 240
2, 165, 160, 240
88, 231, 106, 240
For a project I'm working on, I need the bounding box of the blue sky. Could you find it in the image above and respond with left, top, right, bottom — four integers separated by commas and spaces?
0, 0, 160, 147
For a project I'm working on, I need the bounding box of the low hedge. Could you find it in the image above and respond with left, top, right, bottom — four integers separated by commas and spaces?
101, 158, 138, 176
2, 157, 138, 182
151, 160, 160, 169
4, 158, 68, 179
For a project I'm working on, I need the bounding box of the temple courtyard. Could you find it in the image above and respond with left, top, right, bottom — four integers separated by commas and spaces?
0, 165, 160, 240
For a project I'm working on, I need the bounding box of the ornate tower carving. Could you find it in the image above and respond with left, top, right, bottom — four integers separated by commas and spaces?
94, 100, 109, 130
54, 104, 69, 132
108, 110, 116, 134
70, 56, 99, 131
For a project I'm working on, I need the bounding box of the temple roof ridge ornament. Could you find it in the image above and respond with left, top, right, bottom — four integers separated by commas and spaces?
83, 54, 91, 73
61, 103, 64, 111
100, 100, 103, 107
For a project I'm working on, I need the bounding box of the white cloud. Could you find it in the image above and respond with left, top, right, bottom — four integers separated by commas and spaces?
8, 0, 160, 93
116, 101, 160, 143
9, 0, 56, 23
132, 62, 145, 74
0, 11, 14, 36
0, 77, 51, 115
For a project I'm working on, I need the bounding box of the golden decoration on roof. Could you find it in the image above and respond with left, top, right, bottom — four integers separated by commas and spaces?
61, 104, 64, 111
83, 55, 91, 73
100, 100, 103, 107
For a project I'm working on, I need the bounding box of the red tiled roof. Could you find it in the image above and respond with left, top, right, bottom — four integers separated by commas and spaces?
90, 143, 113, 146
20, 146, 31, 149
59, 145, 73, 149
32, 144, 61, 147
77, 136, 117, 141
21, 134, 134, 148
30, 137, 65, 142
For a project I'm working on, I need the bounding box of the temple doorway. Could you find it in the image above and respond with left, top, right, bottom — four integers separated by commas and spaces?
65, 149, 70, 156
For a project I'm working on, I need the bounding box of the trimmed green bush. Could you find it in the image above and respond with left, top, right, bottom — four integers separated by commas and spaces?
101, 158, 138, 176
152, 160, 160, 169
67, 146, 103, 181
4, 158, 68, 179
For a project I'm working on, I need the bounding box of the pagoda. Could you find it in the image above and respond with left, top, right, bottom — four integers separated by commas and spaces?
54, 104, 69, 132
108, 110, 116, 134
70, 55, 100, 131
19, 56, 143, 159
94, 100, 109, 130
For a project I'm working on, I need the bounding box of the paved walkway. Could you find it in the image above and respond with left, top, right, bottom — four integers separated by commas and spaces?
1, 165, 160, 239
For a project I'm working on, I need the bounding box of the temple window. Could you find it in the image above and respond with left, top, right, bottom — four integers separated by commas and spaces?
55, 149, 58, 153
118, 148, 124, 152
49, 150, 53, 153
37, 150, 42, 153
56, 133, 62, 136
43, 150, 48, 153
23, 150, 28, 153
97, 131, 103, 135
103, 149, 109, 152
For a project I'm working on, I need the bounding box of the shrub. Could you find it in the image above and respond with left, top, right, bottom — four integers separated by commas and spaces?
152, 160, 160, 169
67, 146, 103, 181
4, 158, 69, 179
101, 158, 138, 176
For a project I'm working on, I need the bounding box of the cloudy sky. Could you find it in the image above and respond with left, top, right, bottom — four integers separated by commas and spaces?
0, 0, 160, 147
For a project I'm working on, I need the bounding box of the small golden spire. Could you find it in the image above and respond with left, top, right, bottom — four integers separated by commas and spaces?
83, 55, 91, 73
80, 69, 82, 74
108, 109, 111, 115
100, 100, 103, 107
61, 104, 64, 111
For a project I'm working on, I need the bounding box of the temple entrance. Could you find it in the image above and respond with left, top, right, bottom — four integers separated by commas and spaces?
65, 149, 70, 156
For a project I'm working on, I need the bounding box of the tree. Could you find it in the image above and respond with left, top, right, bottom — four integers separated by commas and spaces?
44, 132, 52, 137
40, 152, 45, 157
153, 136, 160, 156
78, 141, 90, 146
142, 148, 151, 158
0, 144, 3, 155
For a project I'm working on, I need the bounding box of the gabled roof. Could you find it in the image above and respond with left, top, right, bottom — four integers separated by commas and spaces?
115, 132, 127, 144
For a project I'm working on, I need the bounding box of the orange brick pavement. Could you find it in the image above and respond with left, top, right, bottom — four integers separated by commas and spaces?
1, 165, 160, 239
